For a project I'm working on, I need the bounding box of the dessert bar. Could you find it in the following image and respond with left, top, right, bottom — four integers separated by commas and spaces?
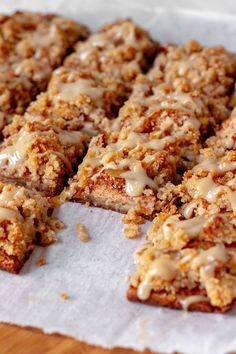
128, 243, 236, 312
0, 11, 87, 131
0, 181, 62, 273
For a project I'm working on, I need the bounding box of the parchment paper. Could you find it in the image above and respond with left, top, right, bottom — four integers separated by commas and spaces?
0, 1, 236, 353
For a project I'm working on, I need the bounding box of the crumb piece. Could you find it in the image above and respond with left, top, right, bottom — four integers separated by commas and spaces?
76, 223, 91, 242
60, 292, 69, 300
36, 257, 47, 266
85, 202, 90, 208
50, 218, 65, 231
123, 208, 145, 225
39, 232, 57, 246
124, 223, 141, 239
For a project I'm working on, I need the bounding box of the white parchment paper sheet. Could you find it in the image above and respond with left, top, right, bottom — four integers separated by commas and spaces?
0, 1, 236, 353
1, 203, 236, 354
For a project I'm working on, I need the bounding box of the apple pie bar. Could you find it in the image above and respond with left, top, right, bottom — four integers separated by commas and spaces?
169, 146, 235, 218
0, 181, 62, 273
0, 11, 88, 131
148, 40, 235, 123
114, 74, 214, 139
68, 111, 201, 218
0, 120, 89, 196
63, 19, 157, 86
127, 242, 236, 312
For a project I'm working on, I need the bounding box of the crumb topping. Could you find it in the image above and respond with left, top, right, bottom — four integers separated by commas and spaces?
76, 223, 91, 242
124, 223, 141, 239
60, 292, 69, 300
36, 257, 47, 266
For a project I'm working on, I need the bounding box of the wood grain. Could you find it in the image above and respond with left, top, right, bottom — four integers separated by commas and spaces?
0, 324, 154, 354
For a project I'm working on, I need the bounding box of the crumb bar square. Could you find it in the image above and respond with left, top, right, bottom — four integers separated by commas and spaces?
128, 243, 236, 312
0, 182, 62, 273
0, 120, 89, 196
64, 19, 157, 85
175, 148, 236, 217
147, 212, 236, 251
114, 75, 214, 138
69, 109, 201, 218
0, 11, 88, 130
148, 40, 235, 123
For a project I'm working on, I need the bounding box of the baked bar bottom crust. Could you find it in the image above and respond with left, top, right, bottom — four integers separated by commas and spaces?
127, 286, 235, 313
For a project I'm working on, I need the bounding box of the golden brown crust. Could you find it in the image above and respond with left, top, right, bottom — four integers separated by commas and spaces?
0, 247, 32, 274
127, 286, 235, 313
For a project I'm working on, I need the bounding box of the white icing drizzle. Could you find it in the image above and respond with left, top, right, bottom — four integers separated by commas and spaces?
193, 174, 236, 212
137, 245, 228, 302
206, 185, 236, 212
30, 24, 59, 49
180, 295, 210, 311
137, 257, 177, 300
151, 87, 204, 115
0, 130, 39, 167
193, 157, 236, 174
90, 33, 107, 48
111, 133, 175, 151
0, 206, 22, 222
120, 165, 157, 197
194, 175, 218, 198
90, 130, 171, 197
180, 201, 197, 219
57, 79, 104, 106
192, 245, 227, 270
161, 215, 205, 239
0, 186, 24, 207
0, 129, 74, 172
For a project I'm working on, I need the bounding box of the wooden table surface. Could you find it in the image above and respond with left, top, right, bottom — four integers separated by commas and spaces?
0, 323, 154, 354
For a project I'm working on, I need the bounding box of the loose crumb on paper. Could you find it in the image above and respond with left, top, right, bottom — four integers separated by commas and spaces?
76, 223, 91, 242
124, 223, 141, 239
36, 257, 48, 266
122, 208, 145, 225
60, 292, 69, 301
123, 208, 144, 238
